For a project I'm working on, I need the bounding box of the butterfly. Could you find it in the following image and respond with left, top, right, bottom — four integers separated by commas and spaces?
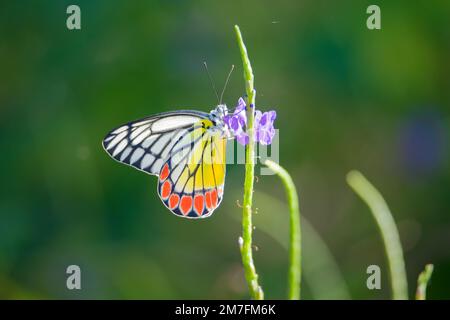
102, 105, 231, 219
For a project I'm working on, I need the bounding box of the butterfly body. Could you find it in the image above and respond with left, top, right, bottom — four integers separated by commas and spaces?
103, 105, 230, 219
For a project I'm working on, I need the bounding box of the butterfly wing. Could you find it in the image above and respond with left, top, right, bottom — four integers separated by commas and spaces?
102, 111, 209, 176
157, 118, 227, 219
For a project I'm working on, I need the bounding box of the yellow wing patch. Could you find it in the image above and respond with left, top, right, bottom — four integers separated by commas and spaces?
158, 118, 227, 218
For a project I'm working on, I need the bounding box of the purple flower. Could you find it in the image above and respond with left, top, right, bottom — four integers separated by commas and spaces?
224, 97, 249, 145
255, 110, 277, 145
224, 97, 277, 146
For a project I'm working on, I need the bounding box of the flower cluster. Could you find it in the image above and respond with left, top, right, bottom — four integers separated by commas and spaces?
224, 97, 277, 146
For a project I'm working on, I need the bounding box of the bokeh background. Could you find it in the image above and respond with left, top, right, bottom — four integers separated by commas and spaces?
0, 0, 449, 299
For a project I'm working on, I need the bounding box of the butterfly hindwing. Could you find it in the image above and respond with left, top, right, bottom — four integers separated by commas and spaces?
157, 119, 227, 218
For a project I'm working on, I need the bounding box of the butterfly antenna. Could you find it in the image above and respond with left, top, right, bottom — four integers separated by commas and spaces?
220, 64, 234, 104
203, 61, 220, 104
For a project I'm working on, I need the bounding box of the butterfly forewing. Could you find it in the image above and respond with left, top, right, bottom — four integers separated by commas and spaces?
102, 111, 208, 176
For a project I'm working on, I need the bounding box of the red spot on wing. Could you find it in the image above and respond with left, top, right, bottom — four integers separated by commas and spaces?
180, 196, 193, 216
160, 181, 172, 200
194, 194, 204, 216
205, 191, 212, 210
160, 164, 170, 181
211, 189, 218, 208
169, 194, 180, 209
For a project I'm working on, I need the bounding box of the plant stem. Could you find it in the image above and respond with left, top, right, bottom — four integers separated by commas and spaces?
346, 170, 408, 300
416, 264, 433, 300
264, 160, 301, 300
234, 25, 263, 300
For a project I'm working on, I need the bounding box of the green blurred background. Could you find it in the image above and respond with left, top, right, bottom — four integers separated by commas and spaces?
0, 0, 449, 299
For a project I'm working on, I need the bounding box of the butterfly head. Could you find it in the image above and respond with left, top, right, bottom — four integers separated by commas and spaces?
209, 104, 231, 138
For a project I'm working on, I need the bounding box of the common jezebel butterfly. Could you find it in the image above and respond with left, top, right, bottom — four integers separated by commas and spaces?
102, 105, 231, 219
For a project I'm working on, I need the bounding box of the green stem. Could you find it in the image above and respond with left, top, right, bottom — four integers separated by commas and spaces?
264, 160, 301, 300
416, 264, 433, 300
346, 170, 408, 300
234, 25, 263, 300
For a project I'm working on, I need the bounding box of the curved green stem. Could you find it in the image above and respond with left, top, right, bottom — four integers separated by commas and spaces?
416, 264, 433, 300
235, 25, 263, 300
346, 170, 408, 300
264, 160, 301, 300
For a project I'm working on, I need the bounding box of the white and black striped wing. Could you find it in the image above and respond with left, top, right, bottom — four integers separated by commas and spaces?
102, 111, 209, 176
